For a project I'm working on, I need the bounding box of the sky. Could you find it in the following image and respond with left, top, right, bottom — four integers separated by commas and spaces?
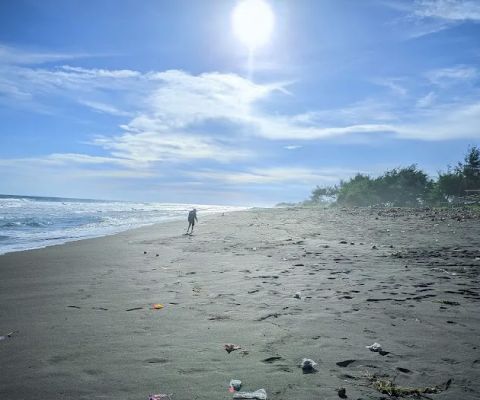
0, 0, 479, 206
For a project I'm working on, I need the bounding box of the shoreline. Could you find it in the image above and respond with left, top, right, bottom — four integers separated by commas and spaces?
1, 207, 479, 399
0, 208, 250, 257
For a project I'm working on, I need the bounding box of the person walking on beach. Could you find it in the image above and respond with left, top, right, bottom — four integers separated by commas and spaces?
186, 208, 198, 234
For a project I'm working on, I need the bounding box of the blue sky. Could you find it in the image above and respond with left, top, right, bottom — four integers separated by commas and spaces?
0, 0, 479, 206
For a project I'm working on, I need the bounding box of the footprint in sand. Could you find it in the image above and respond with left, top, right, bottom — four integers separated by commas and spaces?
262, 356, 283, 363
336, 359, 356, 367
145, 358, 169, 364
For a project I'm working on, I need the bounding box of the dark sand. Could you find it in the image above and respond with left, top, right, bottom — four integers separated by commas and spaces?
1, 207, 479, 399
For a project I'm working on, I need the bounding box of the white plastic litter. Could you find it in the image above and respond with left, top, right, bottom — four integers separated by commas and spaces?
229, 379, 242, 392
233, 389, 267, 400
300, 358, 317, 372
366, 342, 382, 352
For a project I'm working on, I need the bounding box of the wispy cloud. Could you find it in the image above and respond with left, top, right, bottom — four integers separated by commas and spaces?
416, 91, 436, 108
427, 65, 478, 85
373, 78, 408, 97
92, 131, 251, 164
0, 44, 90, 65
188, 167, 358, 185
395, 100, 480, 140
79, 100, 133, 117
413, 0, 480, 21
385, 0, 480, 38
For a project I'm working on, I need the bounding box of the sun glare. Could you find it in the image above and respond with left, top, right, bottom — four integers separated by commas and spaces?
232, 0, 274, 50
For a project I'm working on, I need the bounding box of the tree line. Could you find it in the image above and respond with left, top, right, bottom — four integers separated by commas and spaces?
307, 146, 480, 207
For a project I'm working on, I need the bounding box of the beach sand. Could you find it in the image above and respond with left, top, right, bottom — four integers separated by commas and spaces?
0, 207, 479, 399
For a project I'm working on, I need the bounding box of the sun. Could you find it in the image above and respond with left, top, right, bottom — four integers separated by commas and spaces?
232, 0, 274, 50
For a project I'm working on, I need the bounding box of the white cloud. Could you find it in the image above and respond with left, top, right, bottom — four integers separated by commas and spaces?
413, 0, 480, 21
284, 145, 302, 150
395, 101, 480, 140
373, 78, 408, 97
2, 52, 480, 181
60, 65, 140, 79
142, 69, 285, 128
386, 0, 480, 38
92, 131, 251, 164
188, 167, 357, 185
80, 100, 133, 116
0, 155, 155, 181
416, 91, 436, 108
0, 44, 89, 65
427, 65, 477, 85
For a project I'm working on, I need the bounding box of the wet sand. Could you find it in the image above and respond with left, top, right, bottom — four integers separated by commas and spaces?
0, 207, 479, 399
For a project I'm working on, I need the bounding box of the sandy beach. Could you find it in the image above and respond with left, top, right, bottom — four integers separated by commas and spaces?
1, 207, 479, 400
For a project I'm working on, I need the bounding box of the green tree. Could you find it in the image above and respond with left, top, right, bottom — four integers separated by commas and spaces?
436, 146, 480, 202
336, 174, 380, 206
461, 145, 480, 190
375, 165, 432, 206
310, 185, 338, 203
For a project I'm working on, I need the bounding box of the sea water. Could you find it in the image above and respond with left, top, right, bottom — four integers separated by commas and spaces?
0, 195, 245, 255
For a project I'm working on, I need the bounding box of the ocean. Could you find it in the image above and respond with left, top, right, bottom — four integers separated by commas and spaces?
0, 195, 245, 255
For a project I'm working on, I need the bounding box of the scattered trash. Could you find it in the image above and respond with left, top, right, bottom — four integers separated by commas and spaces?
294, 292, 301, 299
0, 331, 15, 341
257, 312, 280, 321
366, 373, 451, 397
299, 358, 317, 373
67, 305, 81, 309
153, 304, 164, 310
339, 240, 348, 244
371, 245, 378, 250
224, 343, 242, 353
337, 387, 347, 398
156, 254, 159, 257
432, 268, 457, 276
435, 300, 460, 306
126, 307, 143, 312
233, 388, 267, 400
229, 379, 242, 392
148, 394, 172, 400
252, 247, 257, 251
366, 342, 382, 352
366, 342, 390, 356
144, 251, 147, 254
